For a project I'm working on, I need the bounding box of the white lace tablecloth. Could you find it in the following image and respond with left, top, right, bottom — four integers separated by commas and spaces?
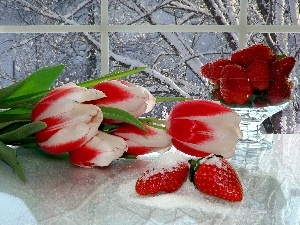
0, 134, 299, 225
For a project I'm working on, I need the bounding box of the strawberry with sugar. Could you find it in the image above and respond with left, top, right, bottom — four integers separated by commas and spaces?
135, 152, 190, 195
190, 155, 243, 202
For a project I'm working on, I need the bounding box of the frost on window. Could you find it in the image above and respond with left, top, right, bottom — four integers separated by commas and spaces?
109, 0, 240, 25
0, 0, 101, 25
0, 33, 101, 88
248, 0, 300, 25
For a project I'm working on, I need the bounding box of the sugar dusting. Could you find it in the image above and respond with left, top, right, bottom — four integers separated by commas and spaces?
117, 179, 239, 213
139, 151, 190, 180
204, 156, 224, 169
116, 153, 242, 214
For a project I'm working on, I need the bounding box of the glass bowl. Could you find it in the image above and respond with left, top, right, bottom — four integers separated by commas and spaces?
208, 77, 293, 147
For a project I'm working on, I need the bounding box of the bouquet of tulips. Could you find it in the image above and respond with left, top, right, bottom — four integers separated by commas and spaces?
0, 65, 242, 181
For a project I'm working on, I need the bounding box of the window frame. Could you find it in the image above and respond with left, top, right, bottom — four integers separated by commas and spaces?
0, 1, 299, 74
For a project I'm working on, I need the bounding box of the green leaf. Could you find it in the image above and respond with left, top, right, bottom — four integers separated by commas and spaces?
138, 117, 166, 130
0, 121, 29, 135
0, 108, 32, 115
0, 121, 46, 143
6, 137, 39, 148
0, 121, 16, 130
0, 78, 29, 103
0, 141, 26, 182
120, 153, 137, 159
0, 90, 48, 109
155, 96, 193, 102
276, 54, 287, 60
7, 65, 65, 99
0, 114, 31, 123
100, 123, 119, 133
78, 67, 147, 88
100, 106, 146, 131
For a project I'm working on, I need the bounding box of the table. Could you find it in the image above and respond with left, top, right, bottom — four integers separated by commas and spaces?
1, 134, 299, 225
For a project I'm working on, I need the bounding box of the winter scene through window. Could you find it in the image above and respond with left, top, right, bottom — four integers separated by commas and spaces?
0, 0, 300, 133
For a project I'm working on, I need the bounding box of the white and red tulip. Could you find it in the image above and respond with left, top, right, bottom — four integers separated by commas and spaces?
31, 83, 106, 154
166, 100, 242, 158
89, 80, 156, 119
113, 123, 172, 156
69, 131, 127, 167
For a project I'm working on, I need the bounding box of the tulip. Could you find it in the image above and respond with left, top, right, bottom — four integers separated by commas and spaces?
113, 123, 172, 156
166, 100, 242, 158
31, 82, 106, 154
69, 131, 128, 167
89, 80, 156, 118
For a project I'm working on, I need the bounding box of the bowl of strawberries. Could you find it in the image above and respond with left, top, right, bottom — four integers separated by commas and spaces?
200, 44, 295, 145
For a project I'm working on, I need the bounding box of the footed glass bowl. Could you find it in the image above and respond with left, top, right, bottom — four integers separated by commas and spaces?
207, 77, 293, 147
228, 101, 290, 170
232, 101, 289, 145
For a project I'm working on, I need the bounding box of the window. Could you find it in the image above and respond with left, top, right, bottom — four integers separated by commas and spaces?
0, 0, 299, 132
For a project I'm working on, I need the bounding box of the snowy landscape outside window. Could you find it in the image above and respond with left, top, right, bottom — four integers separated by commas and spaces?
0, 0, 299, 133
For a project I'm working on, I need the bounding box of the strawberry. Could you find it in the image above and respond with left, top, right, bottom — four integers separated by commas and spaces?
200, 62, 212, 78
135, 152, 189, 195
267, 79, 293, 105
231, 44, 276, 67
220, 64, 253, 105
200, 58, 232, 80
270, 56, 296, 80
190, 156, 243, 202
245, 60, 270, 90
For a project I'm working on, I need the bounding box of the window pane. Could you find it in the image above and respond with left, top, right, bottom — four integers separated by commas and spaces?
248, 0, 300, 25
0, 1, 101, 25
109, 1, 240, 25
0, 33, 100, 88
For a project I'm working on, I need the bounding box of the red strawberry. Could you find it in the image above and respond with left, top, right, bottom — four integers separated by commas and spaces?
220, 64, 253, 105
200, 58, 232, 80
267, 79, 293, 105
200, 62, 212, 78
245, 60, 270, 90
231, 44, 276, 67
190, 156, 243, 202
135, 152, 189, 195
270, 56, 296, 80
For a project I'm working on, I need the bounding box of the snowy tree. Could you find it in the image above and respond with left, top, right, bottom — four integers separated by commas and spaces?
0, 0, 299, 132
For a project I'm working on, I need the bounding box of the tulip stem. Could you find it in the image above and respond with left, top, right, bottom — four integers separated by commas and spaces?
155, 97, 193, 102
138, 117, 167, 130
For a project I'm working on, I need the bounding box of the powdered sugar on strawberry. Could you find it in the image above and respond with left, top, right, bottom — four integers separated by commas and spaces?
139, 152, 190, 181
203, 156, 224, 169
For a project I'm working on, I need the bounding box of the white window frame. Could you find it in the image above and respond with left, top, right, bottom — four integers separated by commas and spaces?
0, 1, 299, 74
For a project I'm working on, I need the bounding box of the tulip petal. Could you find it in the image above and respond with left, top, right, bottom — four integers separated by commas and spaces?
167, 100, 242, 158
40, 103, 102, 131
170, 139, 211, 157
37, 123, 98, 154
142, 87, 156, 113
168, 119, 213, 144
32, 83, 105, 121
167, 99, 233, 119
113, 124, 172, 155
69, 131, 128, 167
91, 80, 155, 118
169, 112, 241, 158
